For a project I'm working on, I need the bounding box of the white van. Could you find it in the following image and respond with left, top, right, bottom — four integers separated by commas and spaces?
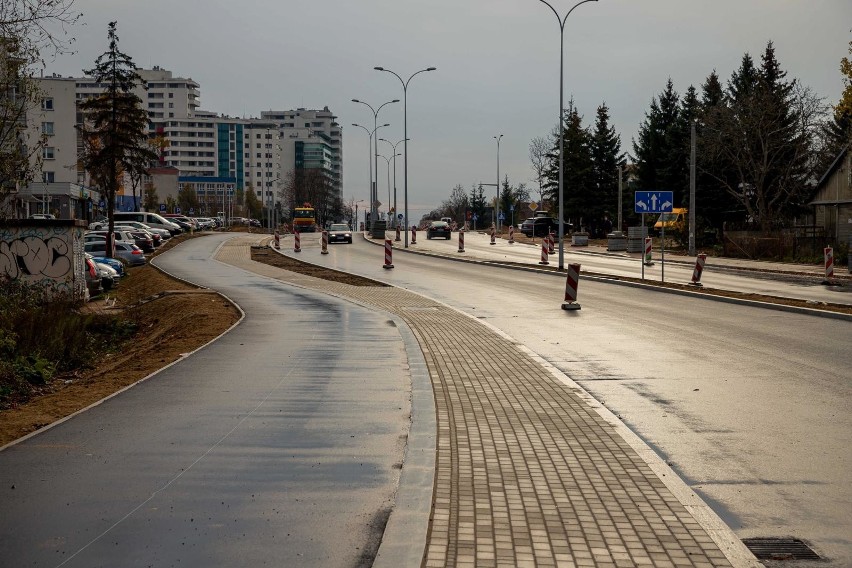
113, 211, 182, 235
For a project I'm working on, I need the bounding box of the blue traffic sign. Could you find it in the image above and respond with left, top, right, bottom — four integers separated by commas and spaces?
472, 214, 479, 221
634, 191, 674, 214
159, 203, 166, 212
498, 212, 505, 221
98, 201, 105, 208
175, 206, 181, 214
189, 208, 195, 215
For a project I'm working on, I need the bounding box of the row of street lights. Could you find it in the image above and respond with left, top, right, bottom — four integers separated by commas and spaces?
352, 66, 436, 247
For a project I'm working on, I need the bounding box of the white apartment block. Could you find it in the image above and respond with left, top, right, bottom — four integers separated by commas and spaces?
20, 66, 342, 218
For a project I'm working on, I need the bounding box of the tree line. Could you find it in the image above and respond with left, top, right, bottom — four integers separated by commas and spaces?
427, 38, 851, 237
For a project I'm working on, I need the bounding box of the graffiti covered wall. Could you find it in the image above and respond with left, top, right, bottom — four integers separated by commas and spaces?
0, 220, 86, 300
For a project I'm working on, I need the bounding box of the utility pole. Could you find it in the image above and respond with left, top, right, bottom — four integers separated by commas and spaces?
689, 119, 697, 257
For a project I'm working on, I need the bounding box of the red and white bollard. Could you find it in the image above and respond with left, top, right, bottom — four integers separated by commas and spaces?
561, 263, 582, 311
321, 230, 329, 254
691, 253, 707, 286
458, 228, 465, 253
547, 231, 555, 255
294, 229, 301, 253
538, 240, 549, 265
643, 236, 654, 265
824, 246, 834, 283
383, 239, 394, 269
411, 226, 417, 245
395, 225, 401, 242
490, 226, 496, 245
508, 225, 514, 244
273, 230, 280, 249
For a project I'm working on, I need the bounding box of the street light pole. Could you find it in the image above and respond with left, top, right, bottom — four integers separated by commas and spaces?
494, 134, 503, 232
352, 123, 374, 229
380, 137, 408, 228
374, 66, 437, 247
352, 98, 399, 231
537, 0, 598, 269
689, 119, 697, 256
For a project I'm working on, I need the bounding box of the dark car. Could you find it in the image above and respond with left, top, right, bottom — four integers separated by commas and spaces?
520, 216, 564, 237
426, 221, 452, 240
327, 223, 353, 243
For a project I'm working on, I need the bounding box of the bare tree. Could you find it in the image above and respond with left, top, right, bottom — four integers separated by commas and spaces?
0, 1, 81, 217
528, 136, 550, 204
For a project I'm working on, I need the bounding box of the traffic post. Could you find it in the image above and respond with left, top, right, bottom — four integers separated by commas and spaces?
321, 230, 329, 254
395, 225, 401, 242
538, 240, 549, 265
294, 229, 301, 253
458, 228, 465, 253
643, 237, 654, 266
823, 246, 834, 284
561, 263, 582, 311
508, 225, 514, 244
383, 239, 394, 269
690, 254, 707, 286
411, 225, 417, 245
548, 231, 555, 255
490, 226, 496, 245
274, 230, 280, 249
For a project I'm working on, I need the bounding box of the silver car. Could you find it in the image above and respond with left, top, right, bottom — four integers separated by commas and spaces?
84, 240, 147, 266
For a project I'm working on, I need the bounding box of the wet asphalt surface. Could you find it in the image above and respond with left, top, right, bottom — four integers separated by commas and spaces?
0, 233, 411, 567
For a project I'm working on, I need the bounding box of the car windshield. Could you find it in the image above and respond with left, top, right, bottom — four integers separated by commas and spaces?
431, 222, 448, 228
658, 213, 678, 221
330, 224, 350, 231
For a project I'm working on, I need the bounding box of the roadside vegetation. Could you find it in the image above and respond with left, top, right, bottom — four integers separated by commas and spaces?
0, 280, 136, 409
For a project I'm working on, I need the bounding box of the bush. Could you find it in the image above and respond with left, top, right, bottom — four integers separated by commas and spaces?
0, 280, 137, 408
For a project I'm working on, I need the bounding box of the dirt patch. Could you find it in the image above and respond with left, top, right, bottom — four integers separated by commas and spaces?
250, 246, 388, 287
0, 233, 241, 447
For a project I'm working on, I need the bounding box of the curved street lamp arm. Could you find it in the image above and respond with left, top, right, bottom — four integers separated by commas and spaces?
406, 67, 437, 89
563, 0, 598, 26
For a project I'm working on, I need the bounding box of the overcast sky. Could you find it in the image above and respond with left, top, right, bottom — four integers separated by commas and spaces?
47, 0, 851, 220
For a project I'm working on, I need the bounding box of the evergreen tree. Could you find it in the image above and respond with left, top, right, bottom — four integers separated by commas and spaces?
544, 100, 594, 226
469, 183, 487, 228
695, 71, 736, 230
701, 41, 819, 230
78, 21, 156, 255
590, 102, 625, 225
817, 38, 852, 176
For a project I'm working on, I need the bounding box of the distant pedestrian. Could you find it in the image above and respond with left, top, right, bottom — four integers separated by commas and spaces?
603, 216, 613, 236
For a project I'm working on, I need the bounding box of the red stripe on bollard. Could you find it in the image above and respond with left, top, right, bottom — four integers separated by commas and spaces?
644, 236, 654, 265
562, 263, 582, 310
490, 226, 496, 245
383, 239, 394, 269
321, 230, 329, 254
411, 226, 417, 245
395, 225, 401, 242
294, 230, 301, 253
274, 230, 280, 249
538, 240, 549, 265
823, 246, 834, 283
458, 229, 465, 253
548, 232, 555, 255
691, 254, 707, 286
508, 225, 514, 244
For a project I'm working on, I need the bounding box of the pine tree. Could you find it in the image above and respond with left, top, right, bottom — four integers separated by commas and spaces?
590, 103, 625, 228
543, 100, 594, 227
469, 183, 487, 228
695, 71, 736, 230
78, 21, 156, 256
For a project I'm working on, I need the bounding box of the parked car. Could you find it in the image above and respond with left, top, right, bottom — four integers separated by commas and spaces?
90, 255, 125, 278
426, 220, 452, 240
327, 223, 353, 244
94, 260, 118, 291
115, 225, 162, 248
83, 255, 103, 299
520, 216, 562, 237
84, 240, 147, 266
112, 220, 171, 241
87, 229, 143, 249
30, 213, 56, 220
113, 211, 182, 235
163, 214, 198, 231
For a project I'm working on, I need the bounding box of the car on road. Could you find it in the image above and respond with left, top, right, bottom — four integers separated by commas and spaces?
520, 216, 562, 237
327, 223, 353, 244
84, 240, 147, 266
426, 220, 452, 240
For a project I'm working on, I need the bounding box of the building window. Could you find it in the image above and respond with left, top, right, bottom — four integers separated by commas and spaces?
42, 171, 55, 183
42, 122, 54, 135
42, 98, 54, 111
256, 143, 261, 148
43, 147, 55, 159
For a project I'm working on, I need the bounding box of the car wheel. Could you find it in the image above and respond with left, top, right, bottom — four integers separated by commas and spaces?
446, 236, 451, 240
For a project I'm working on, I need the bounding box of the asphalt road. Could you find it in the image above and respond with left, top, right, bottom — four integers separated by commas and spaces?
292, 232, 852, 566
414, 231, 852, 306
0, 233, 412, 568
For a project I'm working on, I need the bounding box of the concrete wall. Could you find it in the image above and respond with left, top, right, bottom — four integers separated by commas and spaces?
0, 220, 87, 300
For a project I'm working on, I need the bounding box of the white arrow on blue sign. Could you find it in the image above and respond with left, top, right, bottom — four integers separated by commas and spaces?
634, 191, 674, 214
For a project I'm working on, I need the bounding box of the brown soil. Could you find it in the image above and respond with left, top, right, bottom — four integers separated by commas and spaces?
0, 233, 241, 447
249, 246, 387, 286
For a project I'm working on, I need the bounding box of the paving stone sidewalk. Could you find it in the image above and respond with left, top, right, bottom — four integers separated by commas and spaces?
215, 236, 757, 568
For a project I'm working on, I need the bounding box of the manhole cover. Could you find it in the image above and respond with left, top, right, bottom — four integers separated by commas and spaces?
742, 537, 820, 561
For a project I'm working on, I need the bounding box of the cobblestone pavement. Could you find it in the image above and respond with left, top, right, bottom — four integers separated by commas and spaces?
215, 236, 758, 568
